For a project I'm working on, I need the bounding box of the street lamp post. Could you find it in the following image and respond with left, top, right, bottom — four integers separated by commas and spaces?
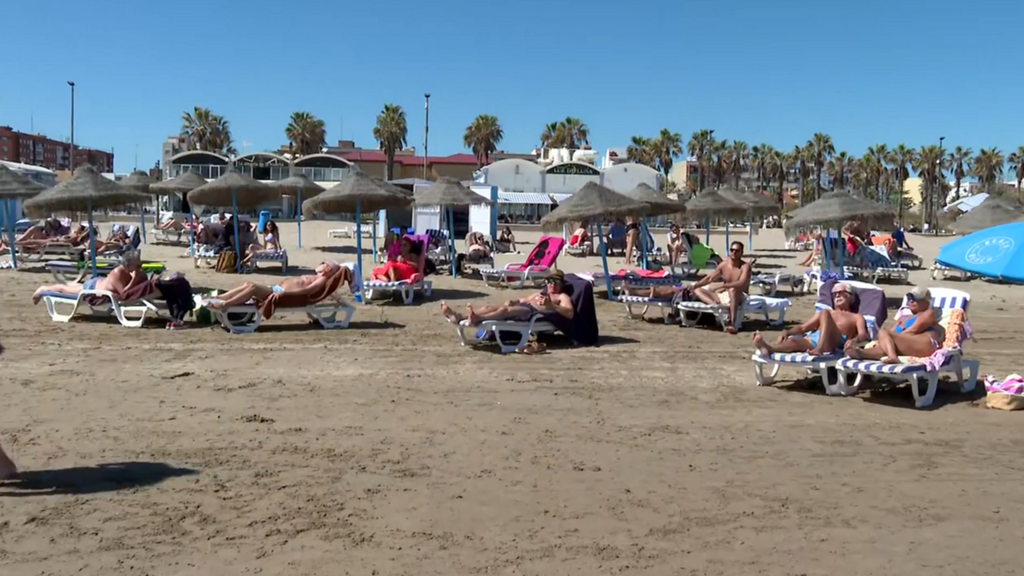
935, 135, 945, 230
423, 93, 430, 181
67, 81, 75, 170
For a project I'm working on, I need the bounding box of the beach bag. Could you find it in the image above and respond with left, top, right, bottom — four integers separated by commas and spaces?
984, 374, 1024, 411
215, 250, 237, 273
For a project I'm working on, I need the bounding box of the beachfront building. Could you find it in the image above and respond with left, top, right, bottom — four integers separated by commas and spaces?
1, 160, 57, 219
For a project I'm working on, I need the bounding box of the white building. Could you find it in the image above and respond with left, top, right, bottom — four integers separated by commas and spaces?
1, 160, 56, 219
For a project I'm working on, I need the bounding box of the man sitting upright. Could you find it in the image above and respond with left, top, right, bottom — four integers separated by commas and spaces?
752, 282, 869, 357
692, 240, 752, 334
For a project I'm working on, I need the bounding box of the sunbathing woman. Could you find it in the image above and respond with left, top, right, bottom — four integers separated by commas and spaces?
242, 220, 282, 267
797, 231, 822, 266
31, 250, 147, 305
848, 286, 944, 363
440, 269, 574, 325
158, 214, 198, 231
370, 236, 421, 282
206, 261, 351, 310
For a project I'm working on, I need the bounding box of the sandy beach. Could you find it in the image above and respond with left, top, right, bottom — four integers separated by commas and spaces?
1, 221, 1022, 576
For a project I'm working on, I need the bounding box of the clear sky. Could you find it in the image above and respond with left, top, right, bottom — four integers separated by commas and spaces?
3, 0, 1021, 173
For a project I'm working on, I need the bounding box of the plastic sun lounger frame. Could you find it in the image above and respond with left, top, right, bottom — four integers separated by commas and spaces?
617, 294, 676, 324
453, 314, 557, 354
204, 299, 356, 334
676, 295, 791, 331
751, 272, 803, 296
832, 288, 980, 409
4, 242, 86, 263
40, 289, 167, 328
930, 261, 973, 281
328, 227, 372, 239
45, 260, 166, 284
362, 278, 434, 305
479, 264, 554, 288
247, 250, 289, 272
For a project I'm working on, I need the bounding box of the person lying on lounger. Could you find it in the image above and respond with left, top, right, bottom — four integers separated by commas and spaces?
847, 286, 944, 364
692, 240, 752, 334
752, 282, 870, 357
440, 269, 574, 326
31, 250, 147, 305
370, 236, 421, 282
206, 261, 352, 310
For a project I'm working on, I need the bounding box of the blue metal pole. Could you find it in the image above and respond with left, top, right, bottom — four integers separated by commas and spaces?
704, 217, 710, 245
447, 206, 457, 277
188, 205, 195, 257
371, 210, 378, 262
139, 208, 147, 245
297, 191, 303, 249
596, 221, 613, 300
355, 203, 363, 303
231, 192, 242, 273
725, 222, 730, 253
640, 219, 650, 270
3, 200, 18, 269
87, 198, 97, 276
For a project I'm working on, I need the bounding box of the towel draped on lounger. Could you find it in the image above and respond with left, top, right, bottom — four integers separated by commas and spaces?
257, 265, 349, 320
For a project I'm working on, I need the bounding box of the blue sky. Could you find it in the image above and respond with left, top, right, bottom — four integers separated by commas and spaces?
4, 0, 1021, 174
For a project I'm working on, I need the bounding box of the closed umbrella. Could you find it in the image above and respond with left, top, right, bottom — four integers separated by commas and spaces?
541, 181, 647, 299
0, 164, 48, 269
187, 170, 281, 273
121, 170, 154, 244
23, 166, 151, 275
270, 174, 325, 249
151, 170, 208, 254
303, 171, 412, 295
414, 177, 492, 277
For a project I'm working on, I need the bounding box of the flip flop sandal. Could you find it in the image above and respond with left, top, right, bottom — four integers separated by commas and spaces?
519, 341, 548, 355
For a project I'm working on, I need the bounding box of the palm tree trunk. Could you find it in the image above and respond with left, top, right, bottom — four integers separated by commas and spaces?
385, 151, 395, 181
897, 177, 906, 225
815, 166, 822, 200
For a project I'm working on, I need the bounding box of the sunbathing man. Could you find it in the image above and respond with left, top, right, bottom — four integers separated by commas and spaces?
206, 261, 351, 310
752, 282, 870, 357
692, 240, 752, 334
441, 269, 574, 325
31, 250, 148, 305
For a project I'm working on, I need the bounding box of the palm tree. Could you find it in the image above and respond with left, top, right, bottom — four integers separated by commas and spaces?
808, 133, 835, 199
914, 145, 947, 229
793, 144, 813, 205
285, 111, 327, 158
539, 122, 563, 149
1007, 146, 1024, 200
686, 129, 715, 191
750, 144, 774, 192
888, 143, 916, 223
769, 149, 792, 207
181, 106, 236, 156
947, 146, 973, 203
626, 136, 655, 167
867, 144, 889, 201
539, 118, 589, 151
710, 139, 730, 189
971, 147, 1005, 188
651, 129, 683, 182
463, 114, 503, 168
727, 140, 749, 189
827, 151, 853, 191
372, 103, 408, 181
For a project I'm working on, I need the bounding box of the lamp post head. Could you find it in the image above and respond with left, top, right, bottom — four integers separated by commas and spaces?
424, 93, 430, 99
67, 80, 75, 87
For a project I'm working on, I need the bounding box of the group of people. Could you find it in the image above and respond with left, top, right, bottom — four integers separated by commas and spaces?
795, 219, 916, 268
0, 218, 133, 254
752, 284, 943, 361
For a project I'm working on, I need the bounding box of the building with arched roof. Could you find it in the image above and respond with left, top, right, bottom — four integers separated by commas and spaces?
167, 151, 231, 180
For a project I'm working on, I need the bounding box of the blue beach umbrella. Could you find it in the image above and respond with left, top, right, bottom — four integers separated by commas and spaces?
937, 221, 1024, 283
23, 166, 150, 276
187, 170, 281, 273
0, 164, 47, 268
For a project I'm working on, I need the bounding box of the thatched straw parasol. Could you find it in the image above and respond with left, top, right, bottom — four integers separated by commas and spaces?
414, 177, 491, 207
784, 190, 895, 232
623, 183, 686, 217
684, 188, 749, 220
271, 174, 327, 248
23, 166, 150, 217
0, 164, 47, 199
540, 181, 647, 229
150, 170, 208, 194
716, 187, 779, 217
953, 196, 1024, 234
22, 166, 152, 273
187, 169, 280, 211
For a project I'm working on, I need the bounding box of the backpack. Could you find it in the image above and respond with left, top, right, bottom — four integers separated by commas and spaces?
215, 250, 237, 273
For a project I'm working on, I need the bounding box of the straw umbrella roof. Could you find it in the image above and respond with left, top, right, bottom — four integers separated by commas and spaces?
302, 171, 412, 216
539, 181, 648, 229
121, 170, 154, 194
784, 190, 895, 231
414, 177, 491, 207
150, 170, 209, 194
684, 188, 749, 219
716, 187, 779, 217
187, 170, 281, 210
0, 163, 48, 199
623, 183, 686, 217
23, 166, 151, 217
270, 174, 326, 200
952, 196, 1024, 234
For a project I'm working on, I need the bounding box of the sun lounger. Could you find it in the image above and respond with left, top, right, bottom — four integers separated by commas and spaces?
45, 259, 165, 283
362, 233, 434, 305
750, 272, 803, 296
617, 294, 677, 324
677, 294, 791, 330
453, 273, 599, 354
930, 260, 973, 281
843, 245, 909, 284
751, 279, 886, 390
247, 250, 288, 272
328, 227, 372, 239
833, 288, 980, 409
40, 287, 167, 327
479, 235, 566, 288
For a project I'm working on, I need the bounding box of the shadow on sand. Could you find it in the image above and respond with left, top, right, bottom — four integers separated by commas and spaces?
0, 461, 197, 497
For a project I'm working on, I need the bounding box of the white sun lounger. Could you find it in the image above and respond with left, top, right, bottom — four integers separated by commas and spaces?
453, 314, 557, 354
362, 277, 433, 305
617, 294, 676, 324
930, 260, 972, 281
202, 298, 355, 334
328, 227, 372, 239
247, 250, 289, 272
751, 272, 802, 296
40, 289, 167, 327
833, 288, 980, 409
676, 295, 791, 330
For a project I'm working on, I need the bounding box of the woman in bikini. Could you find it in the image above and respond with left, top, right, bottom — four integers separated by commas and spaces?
370, 236, 421, 282
849, 286, 943, 363
242, 220, 282, 267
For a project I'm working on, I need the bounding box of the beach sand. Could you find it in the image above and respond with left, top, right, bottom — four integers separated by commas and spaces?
1, 221, 1022, 575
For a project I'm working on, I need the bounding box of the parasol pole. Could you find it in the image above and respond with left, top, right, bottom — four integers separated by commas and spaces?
725, 221, 730, 253
231, 191, 242, 273
354, 203, 364, 303
139, 203, 147, 245
447, 206, 457, 277
297, 190, 303, 249
596, 220, 613, 300
188, 202, 196, 258
87, 198, 97, 276
371, 210, 378, 262
640, 219, 650, 270
3, 200, 18, 269
704, 217, 710, 245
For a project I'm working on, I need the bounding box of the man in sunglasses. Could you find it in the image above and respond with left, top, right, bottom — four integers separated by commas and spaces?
752, 282, 870, 357
440, 269, 574, 325
691, 241, 752, 334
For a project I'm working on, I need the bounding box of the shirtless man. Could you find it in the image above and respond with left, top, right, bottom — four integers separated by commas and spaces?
752, 282, 870, 356
441, 269, 574, 325
692, 241, 752, 334
207, 260, 351, 310
31, 250, 148, 305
